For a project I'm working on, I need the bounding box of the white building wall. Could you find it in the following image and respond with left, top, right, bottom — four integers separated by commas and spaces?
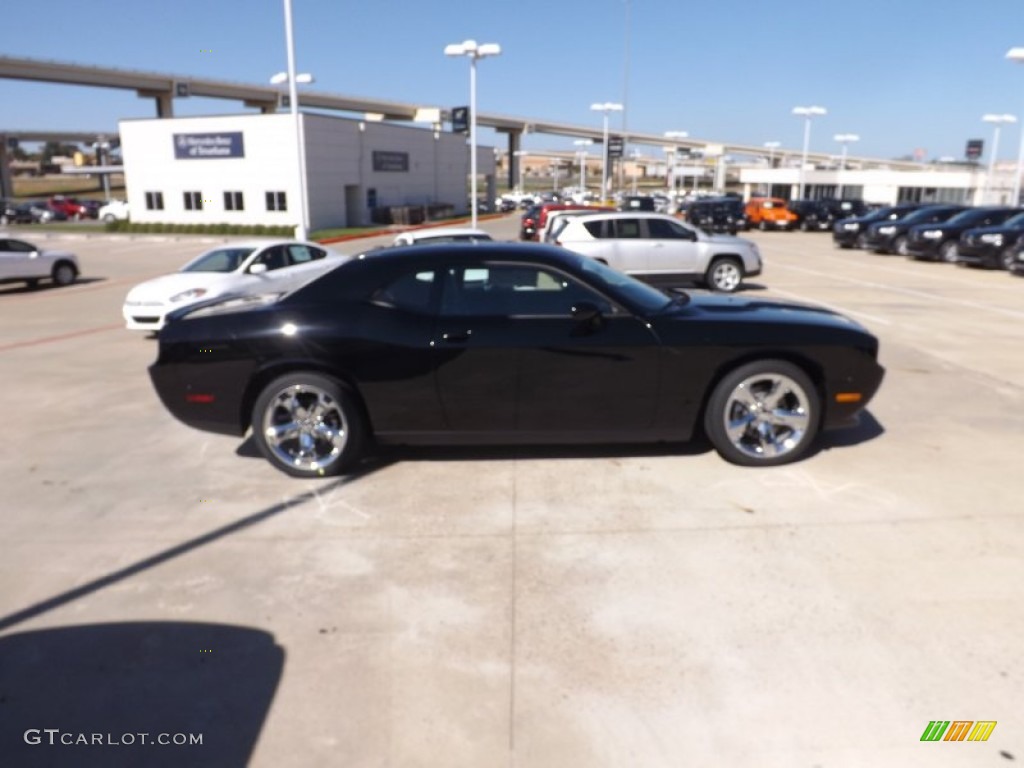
119, 114, 301, 227
120, 112, 482, 231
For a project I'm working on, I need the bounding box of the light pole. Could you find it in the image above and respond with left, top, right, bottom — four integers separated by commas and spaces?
445, 39, 502, 228
664, 130, 688, 196
591, 102, 623, 201
982, 113, 1017, 203
574, 139, 592, 197
549, 159, 562, 193
276, 0, 314, 240
834, 133, 859, 199
1005, 47, 1024, 204
792, 105, 827, 199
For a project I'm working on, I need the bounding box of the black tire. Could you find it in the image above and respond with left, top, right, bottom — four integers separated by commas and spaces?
939, 241, 958, 264
758, 220, 767, 231
51, 261, 77, 286
251, 372, 366, 478
855, 233, 869, 250
704, 360, 820, 467
1000, 247, 1017, 271
705, 257, 743, 293
799, 220, 809, 232
893, 235, 909, 257
102, 214, 116, 223
25, 279, 40, 290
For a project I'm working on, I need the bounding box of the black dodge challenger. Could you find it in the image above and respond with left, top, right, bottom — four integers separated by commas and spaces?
149, 243, 884, 477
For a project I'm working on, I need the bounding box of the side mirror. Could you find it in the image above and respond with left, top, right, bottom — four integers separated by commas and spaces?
249, 263, 268, 275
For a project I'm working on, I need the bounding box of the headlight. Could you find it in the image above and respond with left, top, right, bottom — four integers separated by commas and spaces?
169, 288, 208, 303
980, 233, 1004, 245
877, 225, 896, 235
842, 222, 860, 231
921, 230, 943, 239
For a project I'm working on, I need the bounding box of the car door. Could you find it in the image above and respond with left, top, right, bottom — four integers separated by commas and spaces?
243, 245, 291, 291
0, 239, 46, 279
434, 261, 661, 432
607, 217, 651, 273
643, 217, 700, 275
281, 243, 333, 289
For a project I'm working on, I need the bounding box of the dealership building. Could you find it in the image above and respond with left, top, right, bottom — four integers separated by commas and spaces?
118, 112, 494, 231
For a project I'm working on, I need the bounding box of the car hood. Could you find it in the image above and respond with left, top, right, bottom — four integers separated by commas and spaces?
660, 294, 870, 334
125, 272, 241, 302
703, 233, 753, 246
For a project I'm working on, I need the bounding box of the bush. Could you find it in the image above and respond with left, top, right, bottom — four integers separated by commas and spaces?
99, 221, 301, 237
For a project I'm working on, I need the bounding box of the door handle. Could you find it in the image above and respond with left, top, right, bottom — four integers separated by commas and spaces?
442, 330, 472, 343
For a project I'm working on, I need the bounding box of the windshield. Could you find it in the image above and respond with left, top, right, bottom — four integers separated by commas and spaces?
945, 209, 1002, 226
574, 254, 672, 313
182, 247, 256, 273
1004, 212, 1024, 228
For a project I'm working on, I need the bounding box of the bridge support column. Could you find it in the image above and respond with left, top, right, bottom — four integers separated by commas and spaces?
0, 137, 13, 200
506, 131, 521, 191
138, 90, 174, 118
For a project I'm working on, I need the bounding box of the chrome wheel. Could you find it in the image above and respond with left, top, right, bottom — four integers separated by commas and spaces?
940, 242, 958, 263
1000, 248, 1016, 271
260, 383, 348, 473
704, 361, 821, 466
707, 258, 742, 292
894, 236, 909, 256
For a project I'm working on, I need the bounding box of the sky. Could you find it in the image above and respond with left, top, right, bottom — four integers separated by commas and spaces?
4, 0, 1024, 163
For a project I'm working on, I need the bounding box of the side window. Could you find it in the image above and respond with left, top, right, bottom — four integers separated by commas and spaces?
254, 246, 288, 272
647, 218, 689, 239
441, 264, 612, 317
6, 240, 35, 253
286, 244, 322, 264
613, 219, 642, 238
370, 270, 436, 314
582, 219, 605, 238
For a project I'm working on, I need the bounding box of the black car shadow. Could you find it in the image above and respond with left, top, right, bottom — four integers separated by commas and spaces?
236, 432, 711, 466
807, 410, 886, 457
0, 622, 283, 768
0, 276, 107, 295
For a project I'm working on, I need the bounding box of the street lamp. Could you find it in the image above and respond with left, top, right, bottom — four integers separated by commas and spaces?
982, 113, 1017, 203
276, 0, 314, 240
834, 133, 859, 199
1006, 47, 1024, 204
549, 159, 563, 193
664, 130, 688, 195
591, 102, 623, 200
763, 141, 781, 195
792, 105, 827, 199
445, 39, 502, 229
574, 139, 592, 197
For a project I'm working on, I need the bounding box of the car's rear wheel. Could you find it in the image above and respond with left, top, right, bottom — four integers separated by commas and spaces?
704, 360, 820, 467
102, 213, 116, 223
252, 372, 366, 478
705, 257, 743, 293
939, 241, 959, 263
52, 262, 77, 286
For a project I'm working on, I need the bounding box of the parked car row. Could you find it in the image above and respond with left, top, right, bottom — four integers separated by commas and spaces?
1, 196, 128, 224
832, 203, 1024, 276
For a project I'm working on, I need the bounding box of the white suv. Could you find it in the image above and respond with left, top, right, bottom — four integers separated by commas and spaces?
552, 211, 762, 292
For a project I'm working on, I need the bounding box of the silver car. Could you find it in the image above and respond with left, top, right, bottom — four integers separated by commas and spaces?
552, 211, 762, 292
0, 237, 79, 288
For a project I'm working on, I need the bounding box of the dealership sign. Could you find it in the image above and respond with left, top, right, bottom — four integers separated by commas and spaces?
372, 151, 409, 172
173, 132, 245, 159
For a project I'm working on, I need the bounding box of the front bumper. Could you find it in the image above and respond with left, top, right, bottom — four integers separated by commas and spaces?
955, 242, 1002, 268
123, 303, 169, 331
904, 238, 943, 260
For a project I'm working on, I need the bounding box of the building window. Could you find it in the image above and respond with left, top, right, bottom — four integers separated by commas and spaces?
224, 191, 244, 211
144, 191, 164, 210
184, 191, 203, 211
265, 191, 287, 211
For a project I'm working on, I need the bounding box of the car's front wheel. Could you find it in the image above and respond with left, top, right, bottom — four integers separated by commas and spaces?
704, 360, 820, 467
939, 241, 959, 263
52, 262, 77, 286
252, 372, 366, 478
893, 235, 909, 257
705, 257, 743, 293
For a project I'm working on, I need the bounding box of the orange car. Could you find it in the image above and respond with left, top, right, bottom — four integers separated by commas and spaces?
745, 197, 798, 231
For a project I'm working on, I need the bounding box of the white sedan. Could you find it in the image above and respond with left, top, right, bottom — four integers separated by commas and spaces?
391, 227, 493, 246
0, 236, 80, 288
98, 200, 130, 222
122, 240, 346, 332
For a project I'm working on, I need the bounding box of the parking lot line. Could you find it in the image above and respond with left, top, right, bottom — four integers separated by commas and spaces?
0, 322, 122, 353
766, 287, 893, 326
769, 261, 1024, 320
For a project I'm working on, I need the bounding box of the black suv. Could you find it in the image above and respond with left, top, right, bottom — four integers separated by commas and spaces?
862, 204, 968, 255
820, 199, 869, 224
686, 197, 746, 235
905, 207, 1019, 263
956, 210, 1024, 269
618, 195, 657, 212
786, 200, 832, 231
833, 203, 923, 249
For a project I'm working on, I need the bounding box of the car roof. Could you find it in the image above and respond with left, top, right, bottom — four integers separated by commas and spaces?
398, 227, 491, 239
